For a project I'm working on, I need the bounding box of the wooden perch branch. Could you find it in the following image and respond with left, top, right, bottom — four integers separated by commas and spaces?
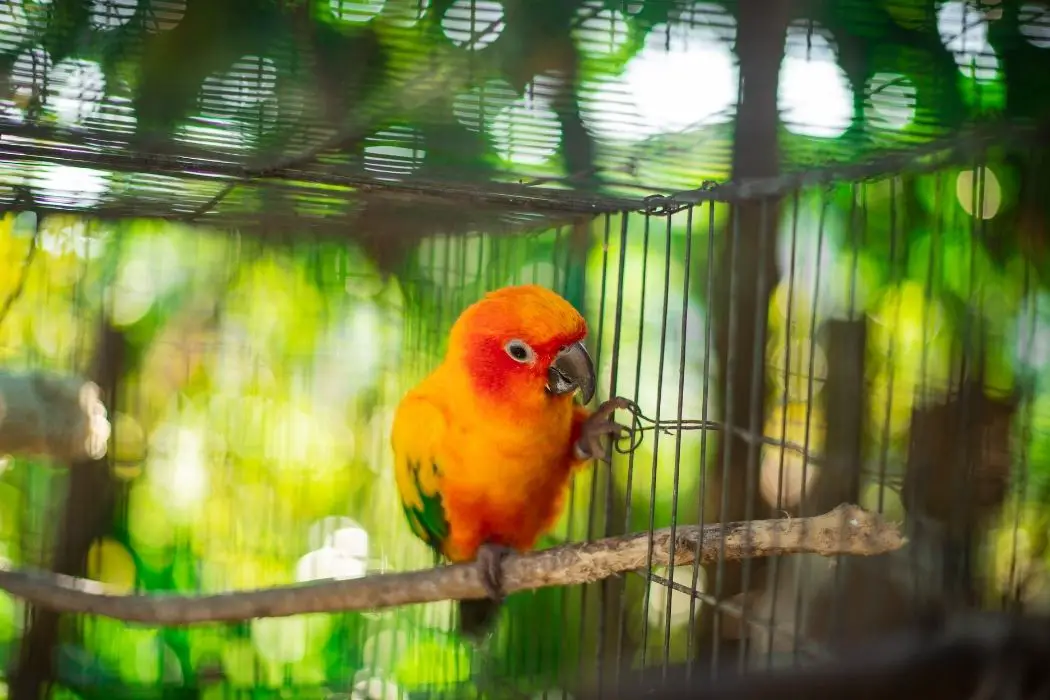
0, 504, 902, 625
0, 371, 111, 463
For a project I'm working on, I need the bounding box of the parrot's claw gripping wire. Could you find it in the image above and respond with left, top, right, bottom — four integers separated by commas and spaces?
579, 396, 635, 462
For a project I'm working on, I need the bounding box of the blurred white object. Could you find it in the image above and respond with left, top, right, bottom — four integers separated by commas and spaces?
0, 371, 110, 462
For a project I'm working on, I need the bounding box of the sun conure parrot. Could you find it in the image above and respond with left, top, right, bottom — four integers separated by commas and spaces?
391, 284, 630, 640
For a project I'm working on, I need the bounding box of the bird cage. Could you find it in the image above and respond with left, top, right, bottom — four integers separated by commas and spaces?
1, 1, 1050, 700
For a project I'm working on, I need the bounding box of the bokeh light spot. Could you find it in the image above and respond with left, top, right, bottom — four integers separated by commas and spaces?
110, 257, 158, 326
330, 0, 386, 22
364, 126, 426, 180
779, 23, 852, 138
491, 89, 561, 166
647, 565, 706, 627
90, 0, 137, 30
147, 423, 210, 519
581, 8, 738, 141
32, 165, 110, 210
937, 1, 999, 79
251, 614, 332, 665
209, 55, 278, 110
573, 1, 630, 56
441, 0, 504, 49
453, 78, 517, 132
956, 166, 1002, 219
296, 546, 367, 581
1020, 3, 1050, 48
865, 72, 917, 130
0, 3, 29, 55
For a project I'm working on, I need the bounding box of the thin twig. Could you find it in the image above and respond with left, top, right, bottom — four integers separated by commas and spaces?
0, 504, 902, 625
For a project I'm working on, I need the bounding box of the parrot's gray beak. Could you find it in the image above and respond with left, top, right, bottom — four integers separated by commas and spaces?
547, 340, 595, 404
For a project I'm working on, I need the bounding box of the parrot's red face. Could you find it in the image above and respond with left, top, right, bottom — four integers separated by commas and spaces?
448, 284, 595, 405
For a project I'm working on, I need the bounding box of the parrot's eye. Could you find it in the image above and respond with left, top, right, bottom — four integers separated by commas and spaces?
504, 339, 534, 363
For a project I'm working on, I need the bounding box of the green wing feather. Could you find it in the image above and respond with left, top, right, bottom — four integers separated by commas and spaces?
401, 459, 450, 557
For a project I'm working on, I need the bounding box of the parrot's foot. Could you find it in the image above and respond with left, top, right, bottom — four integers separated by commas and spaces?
476, 542, 514, 600
576, 396, 633, 463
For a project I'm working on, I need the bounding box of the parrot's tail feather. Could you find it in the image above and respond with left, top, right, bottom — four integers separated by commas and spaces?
459, 598, 502, 641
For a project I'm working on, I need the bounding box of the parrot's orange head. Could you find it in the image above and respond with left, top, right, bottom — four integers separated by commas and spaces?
448, 284, 595, 405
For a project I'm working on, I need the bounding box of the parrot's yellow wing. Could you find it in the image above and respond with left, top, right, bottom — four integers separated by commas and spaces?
391, 393, 451, 558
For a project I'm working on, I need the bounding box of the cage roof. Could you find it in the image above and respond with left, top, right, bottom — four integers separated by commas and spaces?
0, 0, 1048, 246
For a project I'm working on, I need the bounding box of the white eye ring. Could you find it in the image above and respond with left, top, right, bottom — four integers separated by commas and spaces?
504, 339, 534, 363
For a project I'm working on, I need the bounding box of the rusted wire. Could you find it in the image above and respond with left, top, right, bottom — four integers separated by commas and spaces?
615, 399, 816, 462
614, 400, 905, 495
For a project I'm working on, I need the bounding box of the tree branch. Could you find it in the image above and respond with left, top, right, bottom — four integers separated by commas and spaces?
0, 504, 902, 625
0, 370, 111, 464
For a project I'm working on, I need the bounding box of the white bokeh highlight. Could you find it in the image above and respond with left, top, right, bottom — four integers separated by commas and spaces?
1020, 3, 1050, 48
176, 117, 253, 151
865, 72, 917, 130
937, 1, 1000, 79
48, 59, 106, 127
441, 0, 504, 49
1013, 292, 1050, 373
956, 166, 1002, 219
573, 1, 630, 56
0, 2, 29, 54
110, 257, 159, 326
207, 55, 278, 110
491, 74, 562, 166
352, 677, 404, 700
10, 46, 53, 92
647, 565, 706, 627
581, 6, 738, 141
779, 22, 853, 138
182, 54, 279, 149
146, 424, 210, 519
453, 78, 517, 132
364, 126, 426, 180
297, 518, 370, 582
90, 0, 137, 29
330, 0, 386, 23
32, 165, 110, 210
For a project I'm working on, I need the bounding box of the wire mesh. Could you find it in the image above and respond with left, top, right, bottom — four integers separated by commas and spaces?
0, 122, 1044, 700
0, 1, 1049, 699
1, 0, 1043, 237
